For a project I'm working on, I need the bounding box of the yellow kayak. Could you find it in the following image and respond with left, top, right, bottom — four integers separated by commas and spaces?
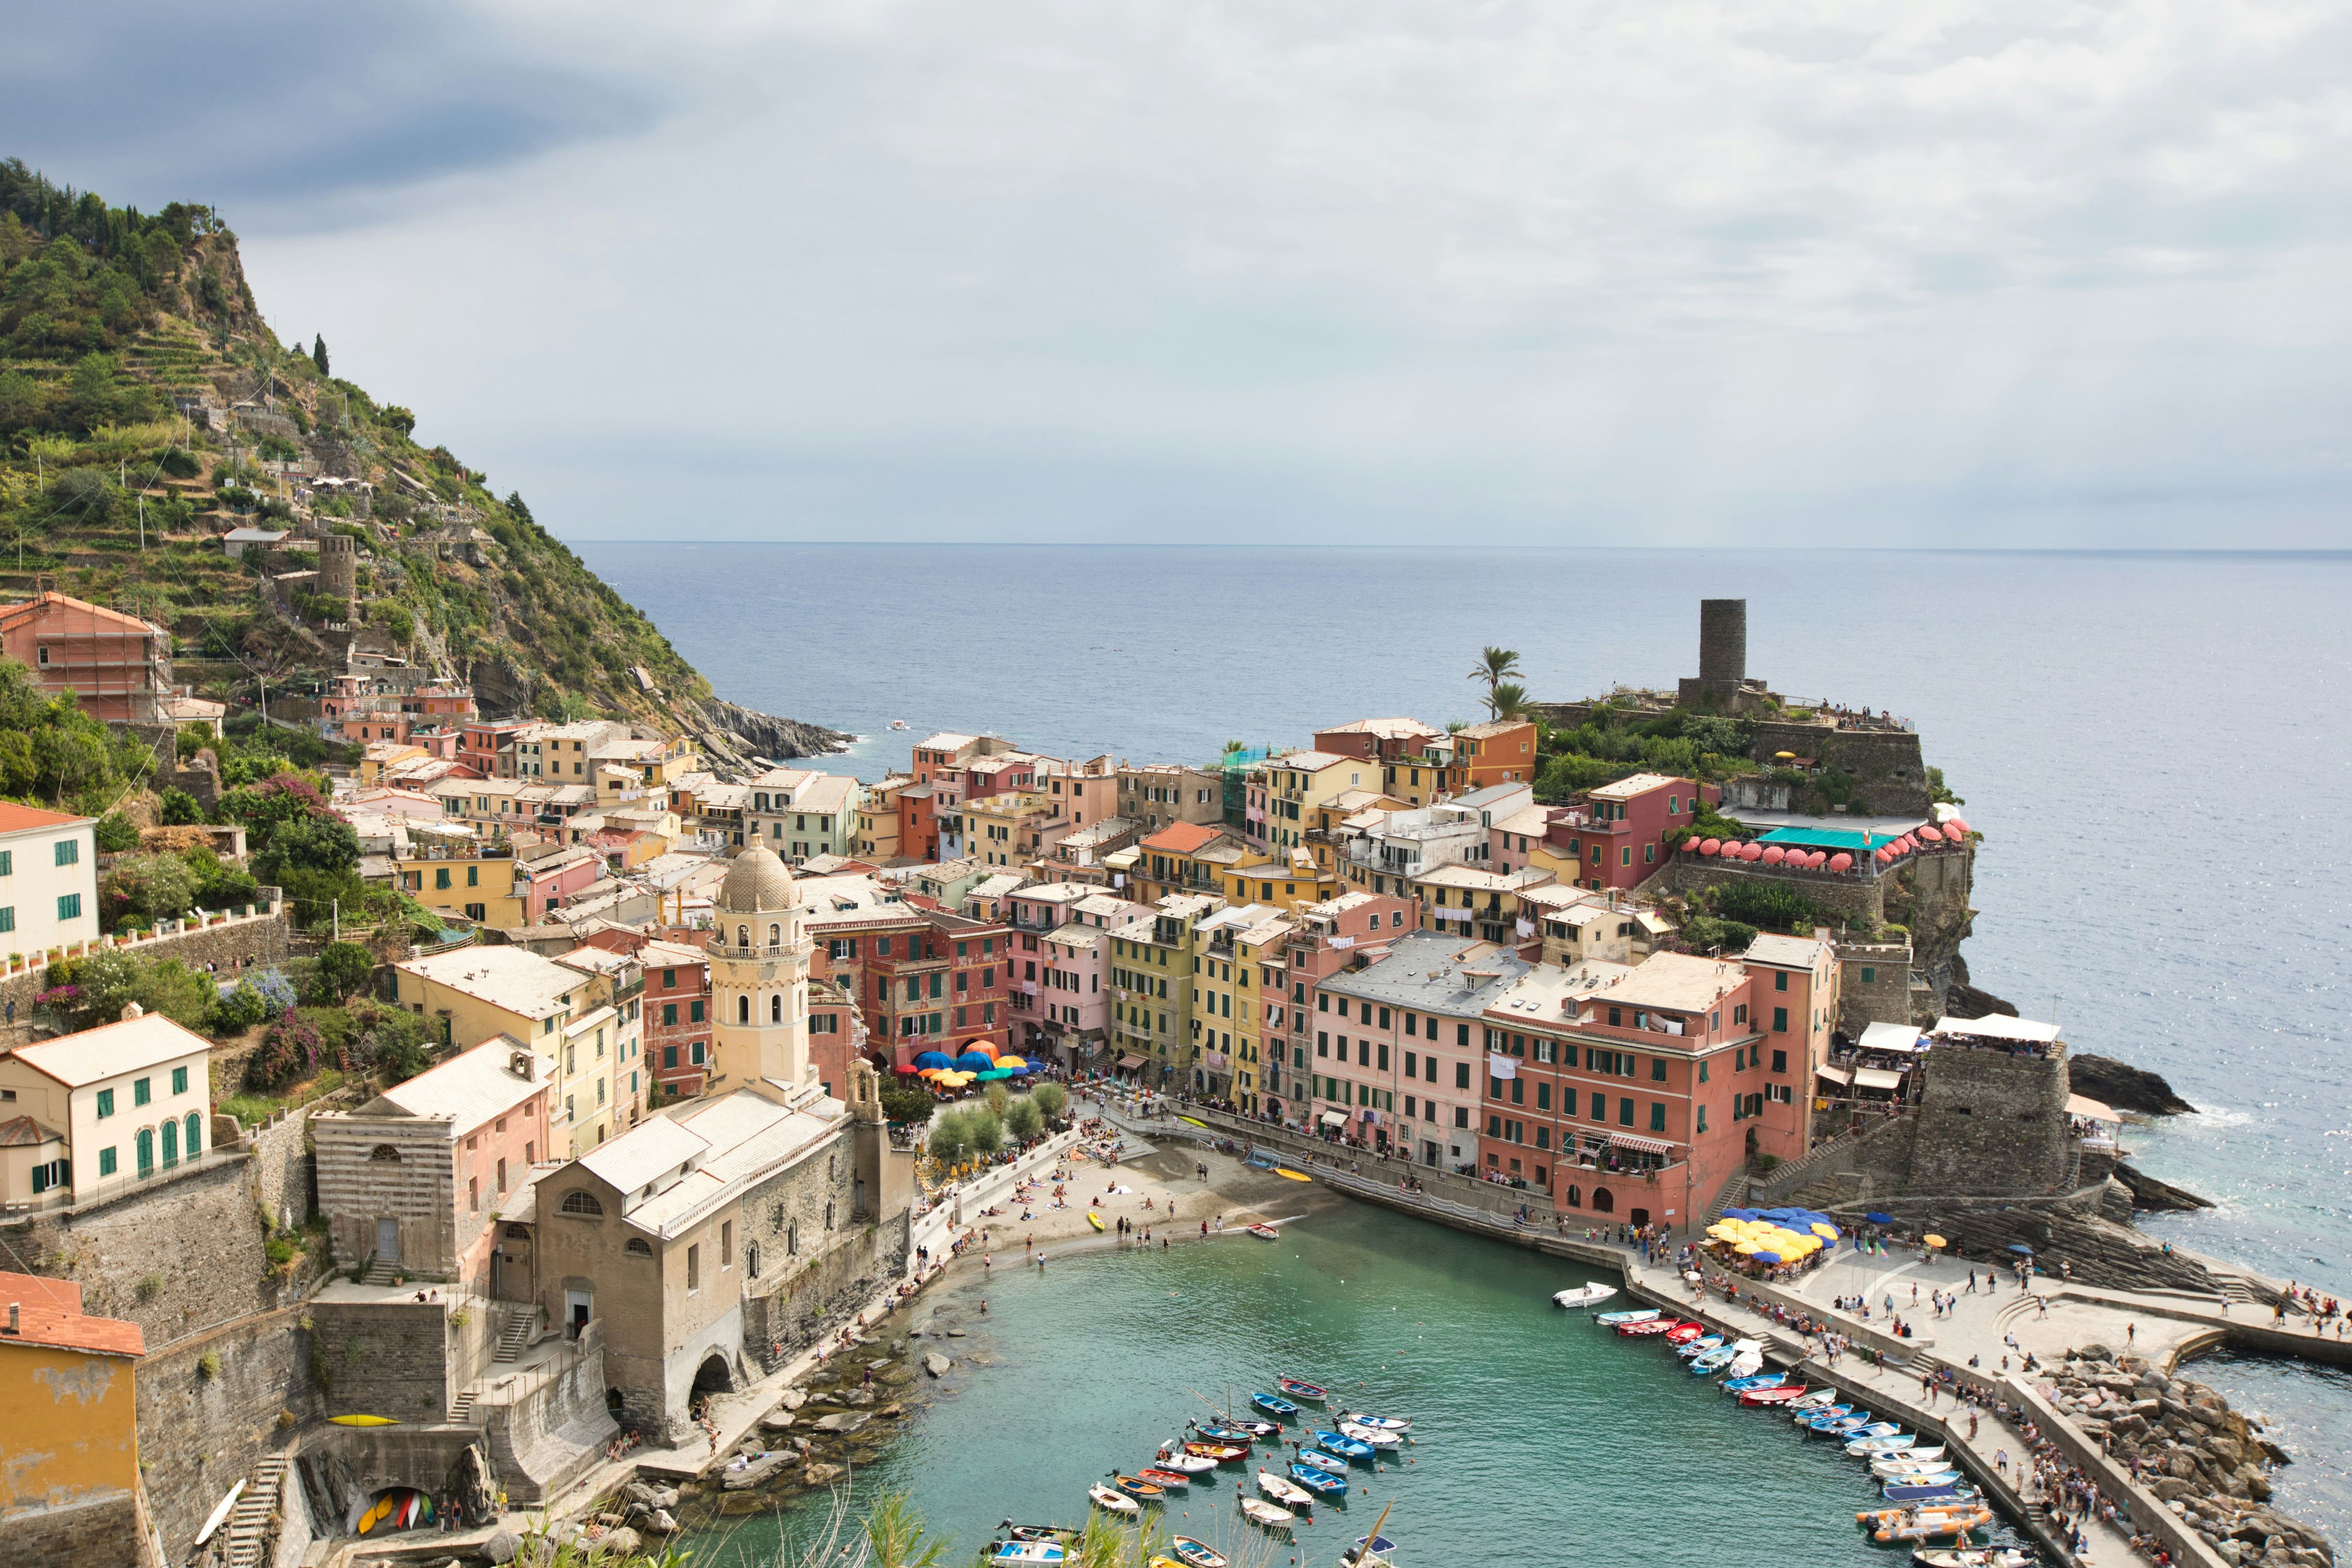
1274, 1169, 1311, 1182
1177, 1115, 1209, 1128
329, 1414, 399, 1427
1088, 1212, 1106, 1232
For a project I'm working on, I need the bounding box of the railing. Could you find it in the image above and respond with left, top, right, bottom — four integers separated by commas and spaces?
0, 1144, 241, 1218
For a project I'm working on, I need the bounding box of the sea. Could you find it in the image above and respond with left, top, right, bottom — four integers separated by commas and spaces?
581, 543, 2352, 1550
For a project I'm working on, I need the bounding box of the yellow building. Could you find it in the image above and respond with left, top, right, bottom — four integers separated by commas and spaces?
1218, 849, 1345, 912
0, 1011, 214, 1209
1107, 895, 1219, 1087
391, 946, 646, 1154
1256, 750, 1378, 851
1189, 902, 1295, 1112
965, 788, 1060, 869
855, 776, 910, 862
391, 835, 527, 927
1129, 821, 1267, 906
0, 1271, 146, 1550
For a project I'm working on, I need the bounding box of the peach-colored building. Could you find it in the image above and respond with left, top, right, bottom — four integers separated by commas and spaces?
0, 592, 176, 723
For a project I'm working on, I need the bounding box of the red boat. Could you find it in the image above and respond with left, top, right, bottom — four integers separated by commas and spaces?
1615, 1317, 1689, 1337
1663, 1322, 1706, 1344
1738, 1385, 1811, 1406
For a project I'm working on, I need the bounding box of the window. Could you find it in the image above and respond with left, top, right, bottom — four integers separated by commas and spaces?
436, 867, 451, 890
722, 1219, 734, 1268
690, 1000, 704, 1023
1773, 1007, 1789, 1033
56, 893, 80, 922
54, 839, 78, 867
625, 1237, 654, 1256
0, 908, 11, 933
687, 1243, 701, 1292
0, 850, 10, 875
470, 1177, 481, 1211
134, 1077, 151, 1107
559, 1190, 604, 1215
99, 1145, 116, 1176
96, 1088, 114, 1118
1590, 1091, 1607, 1120
663, 1003, 678, 1025
1861, 966, 1876, 984
1771, 1049, 1787, 1074
1536, 1082, 1551, 1111
1697, 1104, 1708, 1134
172, 1066, 188, 1095
663, 1044, 678, 1068
1651, 1058, 1667, 1082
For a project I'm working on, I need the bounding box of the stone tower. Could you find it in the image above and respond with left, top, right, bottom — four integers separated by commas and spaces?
319, 533, 358, 610
1679, 597, 1760, 710
706, 845, 815, 1102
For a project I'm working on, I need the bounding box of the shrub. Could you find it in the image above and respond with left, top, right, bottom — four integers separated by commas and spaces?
1030, 1081, 1068, 1122
878, 1080, 935, 1125
103, 851, 198, 929
312, 941, 374, 1004
1711, 880, 1822, 933
197, 1351, 221, 1381
1003, 1096, 1043, 1144
243, 1011, 330, 1090
94, 810, 141, 853
157, 786, 205, 824
209, 979, 271, 1033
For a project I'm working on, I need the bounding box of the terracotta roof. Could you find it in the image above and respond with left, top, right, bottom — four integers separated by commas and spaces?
0, 592, 159, 637
0, 1270, 143, 1359
1141, 821, 1222, 854
0, 802, 88, 835
0, 1115, 62, 1147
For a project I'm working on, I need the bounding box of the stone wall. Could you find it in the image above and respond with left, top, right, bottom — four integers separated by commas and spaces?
2, 1492, 157, 1568
243, 1101, 319, 1234
477, 1320, 618, 1504
739, 1212, 910, 1383
311, 1113, 456, 1278
1906, 1043, 2071, 1197
1881, 849, 1977, 1013
1830, 939, 1913, 1033
307, 1298, 461, 1426
0, 907, 290, 1016
135, 1303, 317, 1564
1747, 722, 1932, 816
2, 1154, 279, 1341
1745, 1111, 1917, 1208
1665, 858, 1888, 924
1841, 1185, 2220, 1295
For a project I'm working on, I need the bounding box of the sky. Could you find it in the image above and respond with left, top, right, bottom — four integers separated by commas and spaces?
9, 0, 2352, 548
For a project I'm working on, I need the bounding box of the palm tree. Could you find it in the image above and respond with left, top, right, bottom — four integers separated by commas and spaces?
1468, 646, 1523, 716
1488, 681, 1531, 722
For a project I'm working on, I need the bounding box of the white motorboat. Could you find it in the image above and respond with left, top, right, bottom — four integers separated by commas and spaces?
1258, 1471, 1316, 1508
1087, 1484, 1139, 1517
1240, 1498, 1295, 1529
1553, 1282, 1618, 1310
1336, 1421, 1402, 1449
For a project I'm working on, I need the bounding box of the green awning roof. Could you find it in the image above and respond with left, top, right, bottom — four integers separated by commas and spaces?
1756, 826, 1894, 851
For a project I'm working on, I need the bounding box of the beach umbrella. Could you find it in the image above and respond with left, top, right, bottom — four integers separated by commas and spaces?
1865, 1212, 1894, 1225
976, 1068, 1015, 1081
1698, 838, 1721, 856
954, 1051, 995, 1072
995, 1055, 1028, 1070
914, 1050, 953, 1069
2008, 1243, 2034, 1255
1924, 1235, 1948, 1249
1828, 853, 1853, 872
1810, 1223, 1839, 1240
1754, 1251, 1782, 1265
962, 1040, 1000, 1058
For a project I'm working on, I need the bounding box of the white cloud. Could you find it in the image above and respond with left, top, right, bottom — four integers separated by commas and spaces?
194, 0, 2352, 545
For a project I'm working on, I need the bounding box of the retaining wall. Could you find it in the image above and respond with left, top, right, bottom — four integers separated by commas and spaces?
135, 1303, 316, 1565
0, 904, 290, 1015
1, 1491, 158, 1568
1907, 1046, 2071, 1197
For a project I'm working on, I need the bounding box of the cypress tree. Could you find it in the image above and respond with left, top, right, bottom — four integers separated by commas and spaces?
312, 334, 329, 375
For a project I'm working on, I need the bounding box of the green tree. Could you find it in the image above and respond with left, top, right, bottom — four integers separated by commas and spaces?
965, 1107, 1003, 1158
878, 1079, 936, 1125
94, 809, 141, 852
1468, 646, 1523, 715
312, 941, 374, 1004
311, 334, 328, 375
252, 813, 360, 881
102, 851, 198, 929
927, 1109, 971, 1167
1030, 1080, 1069, 1123
983, 1080, 1010, 1117
157, 786, 204, 824
1003, 1096, 1043, 1144
1488, 681, 1531, 722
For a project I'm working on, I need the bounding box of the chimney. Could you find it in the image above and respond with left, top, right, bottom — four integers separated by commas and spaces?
5, 1303, 17, 1335
120, 1001, 145, 1022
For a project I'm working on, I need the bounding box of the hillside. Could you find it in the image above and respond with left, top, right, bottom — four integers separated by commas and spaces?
0, 159, 845, 766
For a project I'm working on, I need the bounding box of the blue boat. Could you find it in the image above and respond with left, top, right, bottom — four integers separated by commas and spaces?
1293, 1449, 1348, 1476
1884, 1482, 1975, 1504
1809, 1410, 1869, 1433
1674, 1335, 1724, 1359
1313, 1431, 1376, 1462
1794, 1404, 1853, 1425
1848, 1421, 1903, 1439
1196, 1425, 1259, 1444
1252, 1393, 1301, 1420
1721, 1373, 1787, 1393
1286, 1464, 1346, 1496
1689, 1348, 1735, 1374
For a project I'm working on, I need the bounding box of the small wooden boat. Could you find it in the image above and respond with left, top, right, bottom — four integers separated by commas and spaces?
1088, 1484, 1140, 1517
1794, 1403, 1852, 1425
1258, 1471, 1315, 1507
1276, 1375, 1328, 1403
1720, 1372, 1787, 1393
1911, 1550, 2030, 1568
1847, 1420, 1904, 1440
1313, 1430, 1376, 1461
1212, 1416, 1281, 1439
1593, 1308, 1658, 1326
1153, 1450, 1218, 1474
1136, 1468, 1194, 1491
1337, 1409, 1410, 1433
1736, 1384, 1809, 1406
1674, 1334, 1725, 1358
1252, 1392, 1302, 1419
1722, 1352, 1765, 1379
1087, 1212, 1106, 1232
1689, 1347, 1735, 1374
1789, 1387, 1840, 1409
1286, 1463, 1346, 1496
1872, 1466, 1963, 1488
1336, 1420, 1401, 1448
1293, 1448, 1348, 1475
1239, 1498, 1295, 1530
1847, 1436, 1934, 1457
1552, 1282, 1617, 1310
1003, 1526, 1079, 1544
1343, 1534, 1398, 1567
1108, 1474, 1167, 1502
1274, 1168, 1312, 1181
1181, 1441, 1248, 1462
1809, 1409, 1870, 1433
1194, 1425, 1261, 1445
1884, 1482, 1975, 1505
990, 1544, 1066, 1564
1247, 1223, 1280, 1240
1170, 1538, 1229, 1568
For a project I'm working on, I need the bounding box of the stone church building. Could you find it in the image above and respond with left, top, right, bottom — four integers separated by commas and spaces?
529, 845, 913, 1438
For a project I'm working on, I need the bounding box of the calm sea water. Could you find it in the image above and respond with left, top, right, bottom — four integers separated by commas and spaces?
676, 1200, 2034, 1567
585, 543, 2352, 1519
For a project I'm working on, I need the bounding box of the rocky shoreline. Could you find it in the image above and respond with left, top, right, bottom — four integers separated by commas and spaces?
2043, 1344, 2330, 1566
682, 695, 857, 773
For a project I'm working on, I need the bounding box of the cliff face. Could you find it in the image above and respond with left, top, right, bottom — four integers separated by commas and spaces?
0, 159, 836, 756
679, 696, 854, 773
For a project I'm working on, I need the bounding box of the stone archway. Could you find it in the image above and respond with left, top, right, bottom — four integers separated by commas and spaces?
690, 1351, 735, 1409
1592, 1186, 1615, 1214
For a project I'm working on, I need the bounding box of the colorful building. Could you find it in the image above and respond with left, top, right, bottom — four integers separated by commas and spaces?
1189, 903, 1292, 1108
1106, 894, 1220, 1087
1253, 750, 1378, 851
1261, 891, 1422, 1120
0, 1010, 214, 1210
0, 591, 176, 723
0, 1271, 146, 1553
1128, 821, 1266, 905
747, 768, 862, 862
1547, 772, 1716, 892
0, 802, 97, 959
1114, 763, 1224, 832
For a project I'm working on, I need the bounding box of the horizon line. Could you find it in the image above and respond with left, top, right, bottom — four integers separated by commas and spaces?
565, 540, 2352, 557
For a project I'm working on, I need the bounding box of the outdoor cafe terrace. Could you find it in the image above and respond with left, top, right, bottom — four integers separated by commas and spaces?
1678, 816, 1973, 880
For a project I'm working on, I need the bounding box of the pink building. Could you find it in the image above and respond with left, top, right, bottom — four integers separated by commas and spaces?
1546, 773, 1717, 892
1029, 892, 1152, 1061
514, 845, 606, 923
323, 674, 480, 746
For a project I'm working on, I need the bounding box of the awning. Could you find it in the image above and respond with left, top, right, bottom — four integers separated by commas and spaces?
1117, 1054, 1145, 1070
1930, 1013, 2061, 1044
1320, 1110, 1348, 1127
1608, 1134, 1675, 1156
1853, 1067, 1906, 1091
1856, 1021, 1924, 1053
2065, 1093, 2120, 1123
1815, 1065, 1853, 1086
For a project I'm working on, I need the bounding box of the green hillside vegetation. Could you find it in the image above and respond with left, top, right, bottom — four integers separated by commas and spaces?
0, 158, 709, 723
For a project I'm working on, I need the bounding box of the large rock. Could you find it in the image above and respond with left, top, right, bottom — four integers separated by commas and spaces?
483, 1530, 521, 1565
779, 1387, 808, 1411
720, 1450, 796, 1490
2069, 1054, 2198, 1115
760, 1410, 797, 1433
804, 1461, 846, 1487
812, 1411, 871, 1434
924, 1352, 951, 1377
601, 1528, 643, 1559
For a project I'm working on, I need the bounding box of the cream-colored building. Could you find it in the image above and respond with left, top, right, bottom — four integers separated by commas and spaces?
703, 845, 817, 1098
0, 1009, 213, 1210
392, 945, 644, 1155
0, 802, 97, 960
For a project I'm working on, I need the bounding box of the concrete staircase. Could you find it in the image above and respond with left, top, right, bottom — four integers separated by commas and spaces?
223, 1453, 288, 1568
447, 1387, 478, 1425
493, 1305, 537, 1363
360, 1259, 400, 1286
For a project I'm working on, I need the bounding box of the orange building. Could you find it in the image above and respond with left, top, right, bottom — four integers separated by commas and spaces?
0, 592, 176, 723
0, 1271, 148, 1556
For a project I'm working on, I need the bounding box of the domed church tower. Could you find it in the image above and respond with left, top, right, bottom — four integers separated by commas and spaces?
706, 844, 817, 1102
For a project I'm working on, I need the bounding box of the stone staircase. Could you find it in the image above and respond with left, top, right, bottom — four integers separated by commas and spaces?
447, 1387, 478, 1424
223, 1453, 288, 1568
493, 1305, 538, 1363
360, 1259, 401, 1286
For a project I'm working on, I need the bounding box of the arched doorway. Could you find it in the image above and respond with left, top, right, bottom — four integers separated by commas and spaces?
1592, 1186, 1614, 1214
690, 1352, 734, 1411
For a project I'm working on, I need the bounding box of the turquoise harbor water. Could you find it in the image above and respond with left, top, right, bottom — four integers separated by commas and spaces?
677, 1200, 2030, 1567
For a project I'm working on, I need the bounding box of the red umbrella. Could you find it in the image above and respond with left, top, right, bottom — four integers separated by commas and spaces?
1828, 853, 1853, 872
1761, 846, 1786, 865
1699, 838, 1721, 856
1740, 842, 1765, 862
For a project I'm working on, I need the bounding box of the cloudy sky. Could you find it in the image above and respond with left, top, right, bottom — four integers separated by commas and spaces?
12, 1, 2352, 547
